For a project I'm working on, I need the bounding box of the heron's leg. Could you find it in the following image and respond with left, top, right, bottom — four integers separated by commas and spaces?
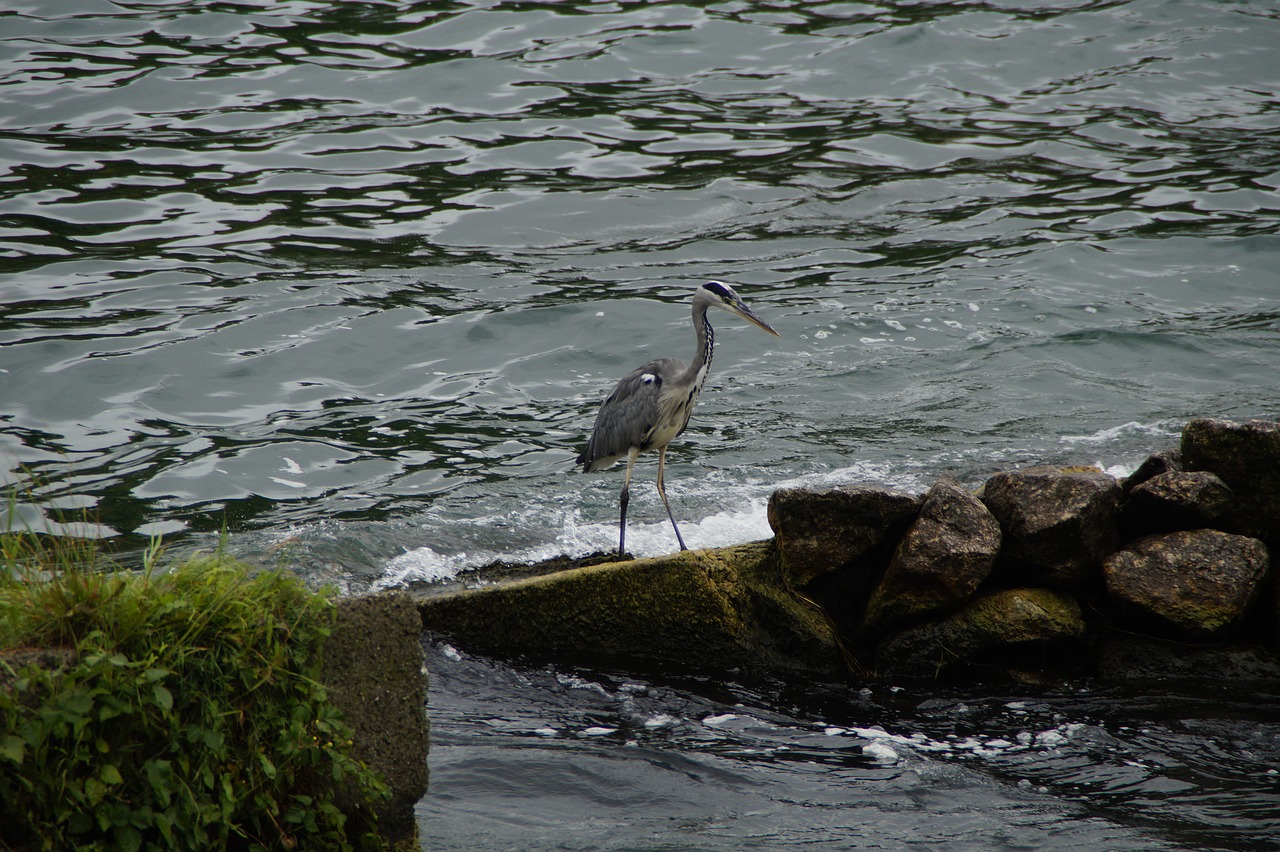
656, 446, 688, 552
619, 447, 639, 556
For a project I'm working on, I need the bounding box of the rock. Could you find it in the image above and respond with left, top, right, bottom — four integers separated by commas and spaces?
1121, 450, 1182, 494
1102, 530, 1270, 639
1121, 470, 1235, 537
981, 466, 1122, 588
1182, 417, 1280, 540
1270, 574, 1280, 651
1098, 636, 1280, 685
767, 485, 922, 588
413, 542, 844, 679
861, 476, 1001, 637
322, 593, 430, 847
876, 588, 1086, 679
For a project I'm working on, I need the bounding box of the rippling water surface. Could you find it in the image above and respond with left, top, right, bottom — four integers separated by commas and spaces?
422, 643, 1280, 851
3, 0, 1279, 847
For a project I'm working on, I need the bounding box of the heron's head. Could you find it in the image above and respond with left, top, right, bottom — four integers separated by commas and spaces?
699, 281, 781, 336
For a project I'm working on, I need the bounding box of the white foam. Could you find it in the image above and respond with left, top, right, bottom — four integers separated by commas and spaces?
378, 546, 476, 588
579, 726, 618, 737
556, 673, 611, 696
1059, 420, 1180, 446
776, 461, 925, 495
643, 714, 680, 730
374, 499, 777, 589
838, 719, 1087, 762
1101, 462, 1133, 479
374, 459, 921, 590
863, 741, 901, 765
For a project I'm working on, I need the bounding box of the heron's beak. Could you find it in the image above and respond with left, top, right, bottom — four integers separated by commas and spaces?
729, 299, 781, 337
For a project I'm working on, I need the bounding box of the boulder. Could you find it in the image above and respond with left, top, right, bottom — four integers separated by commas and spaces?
861, 476, 1001, 637
1182, 417, 1280, 540
767, 485, 921, 588
1121, 470, 1235, 536
1121, 449, 1183, 494
981, 466, 1121, 588
413, 542, 844, 679
1102, 529, 1270, 639
876, 588, 1086, 679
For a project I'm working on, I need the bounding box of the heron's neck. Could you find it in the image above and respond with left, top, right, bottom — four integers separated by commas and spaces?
686, 302, 714, 385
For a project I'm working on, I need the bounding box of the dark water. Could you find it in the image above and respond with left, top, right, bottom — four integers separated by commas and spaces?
3, 0, 1280, 847
421, 642, 1280, 851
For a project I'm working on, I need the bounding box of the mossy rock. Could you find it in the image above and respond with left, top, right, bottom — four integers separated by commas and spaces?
876, 587, 1087, 678
981, 466, 1121, 589
861, 476, 1001, 638
1103, 529, 1270, 639
1121, 470, 1235, 537
767, 485, 922, 588
1182, 417, 1280, 540
413, 542, 843, 679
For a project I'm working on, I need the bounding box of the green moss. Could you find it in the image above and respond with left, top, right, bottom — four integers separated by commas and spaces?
416, 541, 843, 678
1155, 599, 1238, 636
0, 530, 390, 851
957, 588, 1085, 642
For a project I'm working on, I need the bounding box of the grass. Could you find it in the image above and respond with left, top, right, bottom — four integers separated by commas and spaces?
0, 519, 390, 851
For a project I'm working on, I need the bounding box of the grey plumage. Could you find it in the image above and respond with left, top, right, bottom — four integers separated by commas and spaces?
577, 281, 779, 555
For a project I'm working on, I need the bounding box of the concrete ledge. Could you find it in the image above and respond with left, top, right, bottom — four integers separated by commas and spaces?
323, 593, 430, 848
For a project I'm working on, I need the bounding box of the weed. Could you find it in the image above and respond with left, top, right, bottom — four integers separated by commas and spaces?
0, 529, 389, 850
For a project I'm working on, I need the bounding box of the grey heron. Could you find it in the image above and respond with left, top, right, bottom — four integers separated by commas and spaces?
577, 281, 780, 555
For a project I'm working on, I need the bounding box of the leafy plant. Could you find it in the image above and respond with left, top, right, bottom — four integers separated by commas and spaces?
0, 529, 390, 850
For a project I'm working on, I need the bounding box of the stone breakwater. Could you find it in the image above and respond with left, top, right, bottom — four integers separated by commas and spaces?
774, 419, 1277, 681
419, 417, 1280, 685
784, 415, 1280, 681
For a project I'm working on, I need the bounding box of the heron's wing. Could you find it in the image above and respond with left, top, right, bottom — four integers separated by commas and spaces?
578, 358, 684, 472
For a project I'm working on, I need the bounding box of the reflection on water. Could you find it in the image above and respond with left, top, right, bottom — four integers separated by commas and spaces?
2, 2, 1280, 845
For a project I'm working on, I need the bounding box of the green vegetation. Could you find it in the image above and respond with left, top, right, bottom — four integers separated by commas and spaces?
0, 528, 390, 850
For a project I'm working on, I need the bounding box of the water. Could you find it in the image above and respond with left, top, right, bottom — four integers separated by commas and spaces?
2, 0, 1279, 846
421, 642, 1280, 851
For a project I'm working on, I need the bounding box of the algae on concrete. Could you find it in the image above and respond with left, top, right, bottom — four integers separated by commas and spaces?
323, 593, 431, 849
414, 541, 844, 679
